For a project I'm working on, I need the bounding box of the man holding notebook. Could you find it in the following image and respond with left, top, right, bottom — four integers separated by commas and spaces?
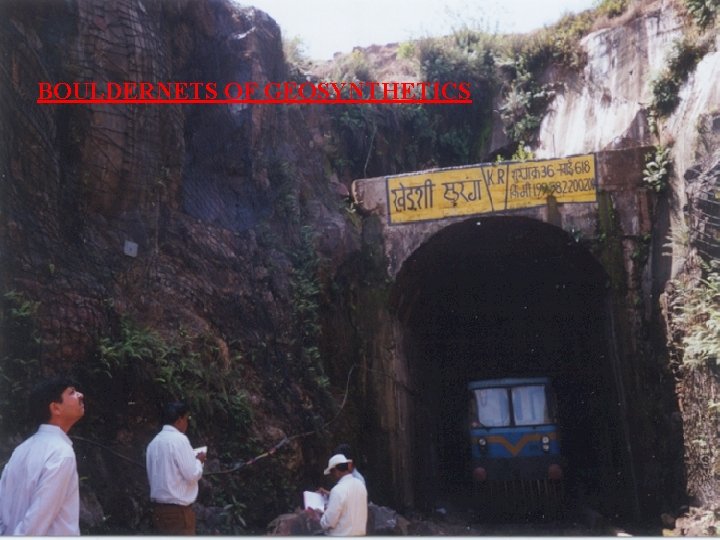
146, 401, 206, 535
309, 453, 367, 536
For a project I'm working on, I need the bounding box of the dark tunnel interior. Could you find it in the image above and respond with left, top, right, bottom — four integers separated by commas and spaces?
391, 216, 635, 520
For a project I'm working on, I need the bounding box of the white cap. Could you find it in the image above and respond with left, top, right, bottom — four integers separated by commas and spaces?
324, 453, 352, 475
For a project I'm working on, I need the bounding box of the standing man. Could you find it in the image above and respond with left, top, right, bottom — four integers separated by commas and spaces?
146, 401, 206, 535
314, 453, 367, 536
0, 376, 86, 535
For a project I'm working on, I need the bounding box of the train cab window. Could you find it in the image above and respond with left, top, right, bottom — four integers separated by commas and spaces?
473, 388, 510, 427
511, 385, 551, 426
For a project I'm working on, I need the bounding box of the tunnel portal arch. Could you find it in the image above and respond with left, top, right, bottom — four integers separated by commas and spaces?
388, 216, 636, 518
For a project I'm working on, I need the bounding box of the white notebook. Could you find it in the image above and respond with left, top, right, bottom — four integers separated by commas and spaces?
303, 490, 328, 512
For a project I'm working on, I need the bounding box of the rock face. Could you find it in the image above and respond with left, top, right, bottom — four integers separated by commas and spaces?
2, 0, 294, 361
535, 3, 684, 158
1, 0, 358, 530
533, 5, 719, 513
534, 1, 720, 271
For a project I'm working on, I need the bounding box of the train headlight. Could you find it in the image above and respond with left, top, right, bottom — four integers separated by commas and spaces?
477, 438, 488, 452
541, 435, 550, 452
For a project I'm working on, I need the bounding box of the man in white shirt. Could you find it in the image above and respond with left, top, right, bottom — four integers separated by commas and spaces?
315, 454, 367, 536
146, 401, 206, 535
0, 376, 85, 536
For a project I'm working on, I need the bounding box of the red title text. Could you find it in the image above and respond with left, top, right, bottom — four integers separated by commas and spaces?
37, 80, 472, 104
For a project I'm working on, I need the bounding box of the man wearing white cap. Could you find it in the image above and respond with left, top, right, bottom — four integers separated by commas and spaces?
316, 453, 367, 536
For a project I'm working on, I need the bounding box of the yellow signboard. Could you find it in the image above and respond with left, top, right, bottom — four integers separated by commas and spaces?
386, 154, 596, 224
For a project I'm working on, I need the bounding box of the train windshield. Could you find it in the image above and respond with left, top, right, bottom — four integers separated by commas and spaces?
512, 385, 551, 425
472, 387, 510, 426
471, 384, 551, 427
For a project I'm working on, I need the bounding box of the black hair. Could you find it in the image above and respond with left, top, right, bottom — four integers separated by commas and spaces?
161, 401, 189, 425
28, 376, 78, 427
333, 443, 353, 460
335, 462, 350, 473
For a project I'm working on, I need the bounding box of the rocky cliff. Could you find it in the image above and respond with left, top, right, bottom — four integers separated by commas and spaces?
1, 0, 359, 531
532, 0, 719, 512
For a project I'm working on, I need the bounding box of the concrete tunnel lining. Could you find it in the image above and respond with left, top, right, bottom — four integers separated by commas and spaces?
388, 216, 635, 518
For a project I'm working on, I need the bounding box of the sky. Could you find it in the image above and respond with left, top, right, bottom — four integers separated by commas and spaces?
237, 0, 598, 60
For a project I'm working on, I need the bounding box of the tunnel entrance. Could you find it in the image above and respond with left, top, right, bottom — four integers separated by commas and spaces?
391, 216, 634, 520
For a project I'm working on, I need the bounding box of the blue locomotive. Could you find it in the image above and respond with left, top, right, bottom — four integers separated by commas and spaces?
468, 377, 564, 516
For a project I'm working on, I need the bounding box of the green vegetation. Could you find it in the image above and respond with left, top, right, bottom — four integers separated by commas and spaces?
331, 104, 383, 176
510, 143, 535, 162
328, 50, 374, 82
684, 0, 718, 28
650, 70, 681, 118
664, 220, 690, 259
96, 319, 253, 435
283, 36, 312, 82
497, 56, 555, 145
670, 261, 720, 368
643, 145, 671, 192
631, 233, 652, 265
418, 11, 595, 154
651, 37, 709, 117
269, 157, 302, 226
396, 41, 415, 60
594, 0, 630, 18
490, 11, 595, 150
321, 3, 605, 172
290, 226, 331, 394
0, 291, 41, 433
510, 10, 595, 71
595, 191, 626, 291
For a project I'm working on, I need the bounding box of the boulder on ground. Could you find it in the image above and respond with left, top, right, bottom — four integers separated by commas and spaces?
267, 510, 323, 535
367, 502, 410, 535
267, 503, 411, 535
